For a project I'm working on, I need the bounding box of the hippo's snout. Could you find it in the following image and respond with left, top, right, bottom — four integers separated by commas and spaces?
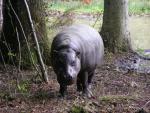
64, 75, 75, 85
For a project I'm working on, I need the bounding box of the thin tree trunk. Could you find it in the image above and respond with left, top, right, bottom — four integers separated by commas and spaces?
17, 0, 51, 66
24, 0, 48, 83
100, 0, 131, 53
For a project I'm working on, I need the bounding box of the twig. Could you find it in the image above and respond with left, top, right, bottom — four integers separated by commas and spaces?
16, 27, 21, 72
23, 0, 49, 83
93, 13, 101, 28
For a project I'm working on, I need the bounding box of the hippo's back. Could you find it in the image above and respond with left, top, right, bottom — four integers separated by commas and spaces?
51, 24, 104, 69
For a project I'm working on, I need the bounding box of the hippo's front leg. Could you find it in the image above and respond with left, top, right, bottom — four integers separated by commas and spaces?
77, 76, 83, 92
59, 84, 67, 97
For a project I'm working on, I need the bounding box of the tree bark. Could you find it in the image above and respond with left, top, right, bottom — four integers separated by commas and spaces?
24, 0, 48, 82
17, 0, 51, 65
100, 0, 131, 53
0, 0, 50, 66
0, 0, 49, 81
0, 0, 18, 63
0, 0, 3, 35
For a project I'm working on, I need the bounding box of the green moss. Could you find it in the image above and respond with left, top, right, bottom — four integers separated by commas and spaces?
17, 80, 30, 93
69, 106, 88, 113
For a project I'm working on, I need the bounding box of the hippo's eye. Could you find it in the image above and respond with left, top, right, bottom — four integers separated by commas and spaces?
71, 61, 76, 66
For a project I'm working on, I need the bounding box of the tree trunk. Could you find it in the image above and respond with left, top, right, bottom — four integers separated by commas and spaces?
24, 0, 48, 82
0, 0, 50, 66
17, 0, 51, 66
0, 0, 3, 35
0, 0, 18, 63
100, 0, 131, 53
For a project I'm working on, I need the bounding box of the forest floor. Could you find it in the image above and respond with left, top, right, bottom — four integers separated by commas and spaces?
0, 11, 150, 113
0, 52, 150, 113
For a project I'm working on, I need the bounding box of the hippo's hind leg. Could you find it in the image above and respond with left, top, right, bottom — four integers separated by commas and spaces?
88, 70, 95, 90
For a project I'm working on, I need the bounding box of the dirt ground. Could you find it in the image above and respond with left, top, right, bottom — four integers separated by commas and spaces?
0, 53, 150, 113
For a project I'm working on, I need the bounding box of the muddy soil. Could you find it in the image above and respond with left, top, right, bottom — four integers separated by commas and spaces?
0, 53, 150, 113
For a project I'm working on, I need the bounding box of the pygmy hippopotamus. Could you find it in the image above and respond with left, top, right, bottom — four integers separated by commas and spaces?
51, 24, 104, 97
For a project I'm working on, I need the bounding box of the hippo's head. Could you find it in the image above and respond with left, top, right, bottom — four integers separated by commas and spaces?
53, 48, 81, 85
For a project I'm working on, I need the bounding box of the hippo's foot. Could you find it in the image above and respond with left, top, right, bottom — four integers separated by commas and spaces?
77, 84, 82, 92
57, 93, 69, 100
58, 91, 68, 99
59, 85, 67, 98
82, 88, 93, 98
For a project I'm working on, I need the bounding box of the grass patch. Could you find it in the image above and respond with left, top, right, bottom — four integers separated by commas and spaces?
136, 49, 150, 58
48, 0, 103, 13
0, 92, 15, 101
99, 95, 136, 104
48, 0, 150, 14
17, 80, 30, 94
69, 105, 88, 113
129, 0, 150, 14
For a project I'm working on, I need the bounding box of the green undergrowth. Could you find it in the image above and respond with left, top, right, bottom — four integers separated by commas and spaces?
99, 95, 136, 104
69, 105, 88, 113
48, 1, 103, 14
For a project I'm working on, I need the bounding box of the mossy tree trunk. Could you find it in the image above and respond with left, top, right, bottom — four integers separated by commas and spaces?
17, 0, 50, 66
100, 0, 131, 53
0, 0, 50, 66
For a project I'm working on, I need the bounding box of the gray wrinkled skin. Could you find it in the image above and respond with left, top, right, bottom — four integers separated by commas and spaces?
51, 24, 104, 97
